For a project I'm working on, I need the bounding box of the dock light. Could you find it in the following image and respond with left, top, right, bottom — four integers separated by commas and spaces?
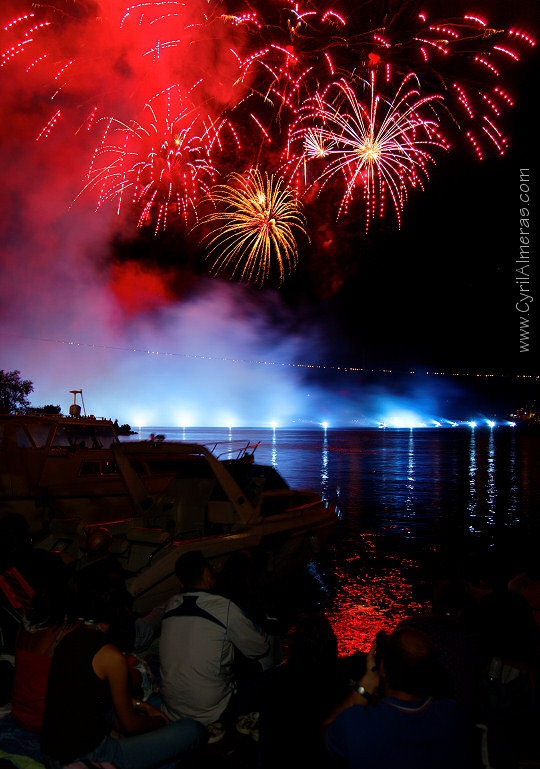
322, 421, 328, 430
508, 421, 516, 427
486, 420, 496, 428
432, 420, 441, 427
270, 421, 278, 430
469, 421, 477, 428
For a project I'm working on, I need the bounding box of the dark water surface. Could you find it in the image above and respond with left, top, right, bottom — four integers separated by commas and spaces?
129, 427, 540, 653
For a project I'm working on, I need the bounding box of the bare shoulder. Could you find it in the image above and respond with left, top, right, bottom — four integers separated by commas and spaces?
92, 643, 127, 679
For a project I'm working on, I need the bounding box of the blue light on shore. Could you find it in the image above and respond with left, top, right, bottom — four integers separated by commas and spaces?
322, 421, 328, 430
486, 420, 496, 428
468, 421, 477, 428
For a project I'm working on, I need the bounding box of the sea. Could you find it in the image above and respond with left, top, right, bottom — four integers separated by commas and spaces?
124, 426, 540, 655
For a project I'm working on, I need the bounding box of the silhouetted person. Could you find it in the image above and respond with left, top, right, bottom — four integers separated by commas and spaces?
325, 627, 467, 769
75, 527, 127, 593
160, 550, 269, 731
217, 550, 283, 674
259, 613, 350, 769
461, 552, 540, 767
12, 552, 78, 732
399, 579, 482, 720
40, 576, 205, 769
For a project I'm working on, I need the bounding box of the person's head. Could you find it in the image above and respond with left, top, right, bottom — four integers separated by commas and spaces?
378, 627, 437, 698
76, 573, 131, 627
432, 579, 472, 617
175, 550, 214, 590
26, 551, 76, 628
84, 527, 113, 558
216, 551, 256, 602
459, 550, 502, 600
288, 613, 338, 671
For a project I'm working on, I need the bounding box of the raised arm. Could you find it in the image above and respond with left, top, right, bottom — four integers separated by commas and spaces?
323, 643, 380, 737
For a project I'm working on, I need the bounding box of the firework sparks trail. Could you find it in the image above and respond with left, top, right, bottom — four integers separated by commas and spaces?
80, 85, 226, 233
0, 0, 536, 284
201, 170, 307, 286
286, 73, 449, 228
1, 2, 213, 135
230, 1, 535, 161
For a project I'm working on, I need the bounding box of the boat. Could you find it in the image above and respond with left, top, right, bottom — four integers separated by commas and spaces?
0, 410, 337, 611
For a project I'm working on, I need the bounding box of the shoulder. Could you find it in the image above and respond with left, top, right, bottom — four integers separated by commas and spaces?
193, 590, 233, 615
93, 643, 128, 679
326, 705, 370, 757
95, 642, 125, 661
163, 593, 183, 614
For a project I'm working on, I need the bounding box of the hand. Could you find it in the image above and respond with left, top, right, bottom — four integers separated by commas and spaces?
358, 642, 380, 694
133, 699, 170, 725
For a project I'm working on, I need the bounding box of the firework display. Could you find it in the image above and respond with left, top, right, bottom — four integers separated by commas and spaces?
81, 85, 223, 234
285, 73, 449, 227
1, 0, 535, 285
201, 170, 307, 285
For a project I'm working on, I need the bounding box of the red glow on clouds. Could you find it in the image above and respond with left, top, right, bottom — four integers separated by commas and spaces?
110, 262, 175, 316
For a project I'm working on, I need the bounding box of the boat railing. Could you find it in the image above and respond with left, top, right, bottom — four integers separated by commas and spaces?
207, 441, 261, 461
172, 529, 204, 545
8, 410, 114, 423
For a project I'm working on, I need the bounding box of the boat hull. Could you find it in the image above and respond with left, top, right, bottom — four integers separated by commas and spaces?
1, 413, 337, 609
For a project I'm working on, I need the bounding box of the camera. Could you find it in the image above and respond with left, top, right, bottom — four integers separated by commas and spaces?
374, 630, 388, 669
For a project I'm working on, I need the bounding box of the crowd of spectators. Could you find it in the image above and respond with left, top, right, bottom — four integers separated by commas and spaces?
1, 513, 539, 769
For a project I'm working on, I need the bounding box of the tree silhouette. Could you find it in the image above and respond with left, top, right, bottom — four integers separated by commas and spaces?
0, 370, 34, 413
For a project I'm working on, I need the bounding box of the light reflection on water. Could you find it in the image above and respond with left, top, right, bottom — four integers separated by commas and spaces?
467, 429, 478, 534
126, 426, 538, 655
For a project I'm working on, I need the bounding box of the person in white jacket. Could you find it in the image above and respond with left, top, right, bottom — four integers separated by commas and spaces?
159, 550, 269, 729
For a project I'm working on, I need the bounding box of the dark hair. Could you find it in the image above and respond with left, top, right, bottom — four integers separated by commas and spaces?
459, 550, 502, 591
432, 579, 471, 616
76, 574, 131, 624
26, 552, 76, 628
175, 550, 210, 588
217, 551, 257, 607
381, 627, 437, 697
289, 613, 338, 671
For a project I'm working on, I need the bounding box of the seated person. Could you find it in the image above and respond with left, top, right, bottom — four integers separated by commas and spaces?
398, 579, 483, 721
40, 576, 206, 769
12, 552, 77, 733
325, 627, 467, 769
259, 613, 350, 769
160, 551, 269, 727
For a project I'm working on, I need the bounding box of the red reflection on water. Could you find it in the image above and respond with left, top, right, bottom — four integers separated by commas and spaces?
327, 535, 429, 655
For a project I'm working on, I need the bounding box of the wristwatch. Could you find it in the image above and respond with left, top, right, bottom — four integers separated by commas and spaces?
355, 683, 375, 702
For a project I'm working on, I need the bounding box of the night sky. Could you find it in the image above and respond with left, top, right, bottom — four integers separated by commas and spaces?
0, 0, 538, 425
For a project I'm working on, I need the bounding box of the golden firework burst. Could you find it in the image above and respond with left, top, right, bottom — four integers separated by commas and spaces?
202, 170, 307, 286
